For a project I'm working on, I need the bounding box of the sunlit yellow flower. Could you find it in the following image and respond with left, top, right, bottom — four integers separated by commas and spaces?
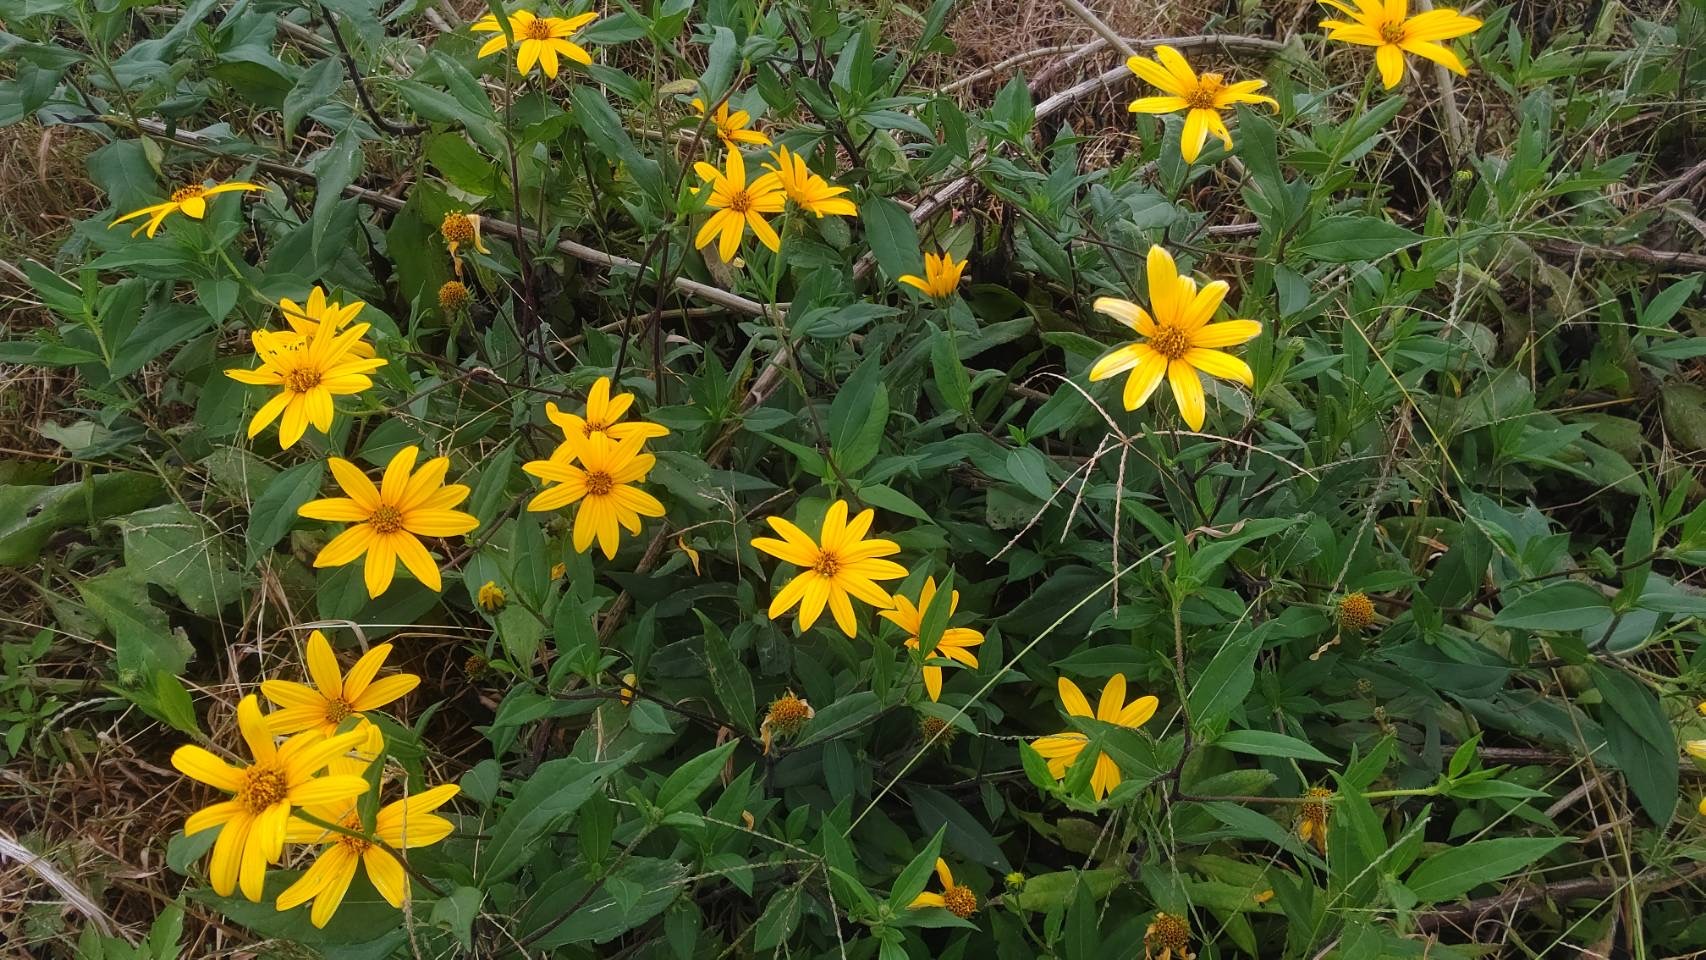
1319, 0, 1482, 89
275, 781, 460, 928
898, 252, 968, 300
761, 691, 813, 754
1030, 674, 1158, 802
524, 432, 665, 559
752, 500, 907, 638
1145, 911, 1195, 960
478, 581, 506, 612
909, 858, 978, 918
261, 631, 419, 738
879, 577, 984, 701
1125, 45, 1277, 163
544, 376, 670, 462
299, 446, 480, 597
440, 212, 490, 277
690, 96, 771, 148
170, 695, 369, 902
223, 321, 386, 449
764, 145, 857, 218
109, 180, 267, 238
278, 286, 375, 358
1296, 786, 1334, 853
472, 9, 598, 78
693, 149, 786, 262
1088, 245, 1262, 431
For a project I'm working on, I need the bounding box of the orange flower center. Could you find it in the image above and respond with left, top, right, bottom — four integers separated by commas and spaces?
1186, 74, 1224, 110
239, 765, 289, 814
1380, 21, 1406, 42
943, 885, 978, 918
1149, 325, 1192, 360
170, 185, 207, 203
441, 213, 475, 243
324, 697, 354, 725
727, 190, 753, 214
585, 470, 615, 497
811, 550, 841, 578
582, 419, 609, 436
335, 813, 372, 853
369, 504, 405, 534
766, 695, 810, 732
523, 17, 554, 39
285, 367, 322, 393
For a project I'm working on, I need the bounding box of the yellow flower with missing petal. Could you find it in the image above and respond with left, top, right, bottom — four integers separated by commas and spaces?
764, 145, 857, 218
878, 577, 985, 701
223, 320, 386, 449
169, 695, 369, 902
909, 858, 977, 918
298, 446, 480, 597
110, 180, 268, 238
544, 376, 670, 462
1088, 245, 1262, 430
898, 251, 968, 300
1296, 786, 1334, 853
261, 631, 420, 738
440, 211, 490, 277
472, 9, 598, 78
751, 500, 907, 638
693, 149, 787, 262
523, 432, 665, 559
1030, 674, 1159, 802
690, 96, 772, 148
1319, 0, 1482, 89
278, 286, 376, 358
1125, 45, 1277, 163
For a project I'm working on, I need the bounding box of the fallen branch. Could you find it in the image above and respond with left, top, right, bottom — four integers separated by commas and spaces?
1414, 862, 1706, 933
1531, 236, 1706, 272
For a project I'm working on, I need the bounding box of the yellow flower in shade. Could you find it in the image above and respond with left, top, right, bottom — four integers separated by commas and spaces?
438, 280, 471, 311
764, 146, 857, 218
472, 9, 598, 78
440, 212, 490, 277
1319, 0, 1483, 89
1337, 592, 1375, 631
550, 561, 567, 580
1088, 245, 1262, 431
169, 695, 369, 902
275, 781, 460, 928
523, 432, 665, 559
878, 577, 985, 701
1296, 786, 1334, 853
1699, 796, 1706, 817
1687, 740, 1706, 760
278, 286, 376, 358
544, 376, 670, 462
478, 581, 506, 612
298, 446, 480, 598
690, 96, 772, 148
109, 180, 267, 238
619, 672, 638, 705
751, 500, 908, 638
261, 631, 420, 738
898, 252, 968, 301
1125, 45, 1277, 163
693, 149, 787, 262
223, 321, 386, 449
909, 858, 977, 918
760, 691, 813, 754
1030, 674, 1159, 802
1145, 911, 1195, 960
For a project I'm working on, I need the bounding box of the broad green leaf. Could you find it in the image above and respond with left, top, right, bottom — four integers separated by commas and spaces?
482, 753, 630, 883
1404, 837, 1568, 901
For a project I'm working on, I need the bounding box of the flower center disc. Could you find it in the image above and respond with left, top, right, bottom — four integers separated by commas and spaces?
324, 698, 354, 724
944, 885, 978, 918
582, 419, 608, 436
1187, 74, 1223, 110
585, 471, 615, 496
1380, 21, 1406, 42
170, 185, 206, 203
523, 18, 554, 39
728, 191, 753, 214
1149, 325, 1192, 360
369, 504, 405, 534
241, 766, 289, 813
441, 214, 474, 243
812, 551, 840, 578
336, 814, 372, 853
285, 367, 322, 393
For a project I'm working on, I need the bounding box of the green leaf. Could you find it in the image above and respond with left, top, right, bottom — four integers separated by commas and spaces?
114, 503, 244, 617
1291, 216, 1422, 263
888, 824, 948, 907
797, 691, 882, 746
1404, 837, 1568, 901
1188, 625, 1263, 727
311, 125, 364, 256
906, 786, 1011, 872
861, 195, 923, 285
79, 567, 193, 676
827, 354, 889, 475
1491, 581, 1611, 630
929, 324, 972, 416
1215, 730, 1334, 764
0, 474, 165, 567
656, 739, 738, 813
482, 753, 630, 884
246, 460, 326, 566
699, 612, 756, 736
283, 56, 341, 142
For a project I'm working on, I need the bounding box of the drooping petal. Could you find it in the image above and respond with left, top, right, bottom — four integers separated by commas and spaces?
1089, 343, 1146, 382
1183, 347, 1255, 387
1123, 347, 1170, 412
1167, 361, 1208, 431
1399, 38, 1467, 74
1128, 95, 1190, 114
172, 745, 244, 792
1092, 296, 1158, 336
313, 524, 377, 569
1375, 43, 1407, 88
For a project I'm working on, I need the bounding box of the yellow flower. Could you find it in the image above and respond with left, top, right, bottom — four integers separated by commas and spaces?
1687, 740, 1706, 760
523, 432, 665, 559
223, 321, 386, 449
909, 858, 977, 918
544, 376, 670, 462
440, 211, 490, 277
763, 145, 857, 218
109, 180, 267, 238
472, 9, 598, 78
693, 149, 787, 262
1337, 592, 1376, 631
550, 561, 567, 580
1125, 45, 1277, 163
690, 96, 772, 148
619, 672, 639, 705
1145, 911, 1195, 960
898, 251, 968, 300
1319, 0, 1482, 89
261, 631, 420, 738
751, 500, 908, 638
277, 286, 376, 358
275, 782, 460, 928
169, 695, 369, 902
1030, 674, 1159, 802
1088, 245, 1262, 431
760, 691, 813, 754
878, 577, 985, 701
478, 581, 507, 612
1297, 786, 1334, 853
438, 280, 471, 311
298, 446, 480, 597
